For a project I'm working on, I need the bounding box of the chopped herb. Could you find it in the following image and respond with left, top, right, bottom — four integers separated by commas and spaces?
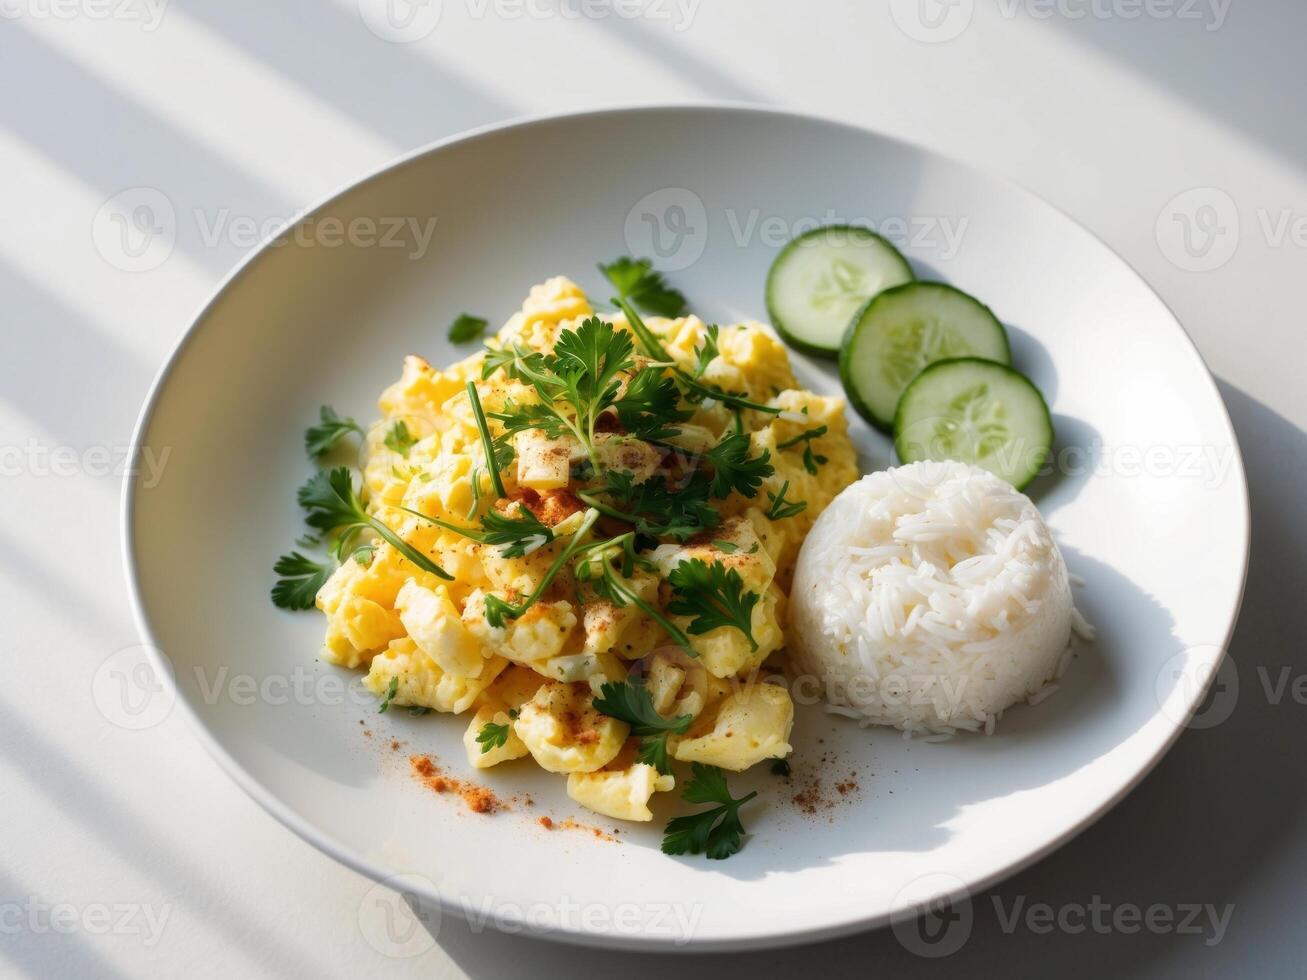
583, 469, 718, 541
305, 405, 363, 459
483, 317, 644, 473
377, 676, 399, 714
296, 466, 452, 580
776, 424, 828, 475
271, 552, 334, 610
593, 680, 692, 775
448, 313, 489, 344
704, 432, 773, 499
351, 544, 376, 567
599, 257, 687, 317
764, 480, 807, 521
661, 764, 757, 860
711, 540, 739, 554
398, 502, 554, 559
476, 720, 511, 752
384, 420, 416, 456
770, 758, 791, 777
577, 540, 697, 657
483, 509, 601, 628
407, 706, 432, 717
692, 324, 720, 379
615, 300, 787, 418
466, 382, 506, 499
666, 558, 761, 650
612, 367, 690, 440
480, 507, 554, 558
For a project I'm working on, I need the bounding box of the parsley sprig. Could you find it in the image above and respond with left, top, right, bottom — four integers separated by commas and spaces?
575, 536, 697, 654
484, 317, 645, 473
297, 467, 452, 580
483, 508, 601, 628
593, 680, 692, 775
599, 257, 688, 317
398, 502, 554, 559
661, 764, 757, 860
764, 480, 807, 521
305, 405, 363, 459
704, 432, 773, 499
613, 299, 788, 419
667, 558, 760, 650
579, 470, 718, 542
271, 552, 334, 610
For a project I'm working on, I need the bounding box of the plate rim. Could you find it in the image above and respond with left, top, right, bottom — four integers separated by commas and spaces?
120, 101, 1252, 953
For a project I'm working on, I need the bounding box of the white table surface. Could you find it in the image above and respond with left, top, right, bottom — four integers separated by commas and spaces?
3, 2, 1304, 976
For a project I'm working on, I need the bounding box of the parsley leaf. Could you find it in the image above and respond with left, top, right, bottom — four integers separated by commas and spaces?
764, 480, 807, 521
692, 323, 720, 378
297, 467, 452, 580
599, 257, 687, 317
588, 470, 718, 541
305, 405, 363, 459
704, 432, 773, 499
593, 680, 693, 775
448, 313, 488, 344
384, 420, 416, 456
480, 507, 554, 558
661, 764, 758, 860
666, 558, 761, 650
476, 721, 511, 752
271, 551, 334, 610
377, 676, 399, 713
490, 398, 573, 440
612, 367, 690, 440
552, 317, 636, 444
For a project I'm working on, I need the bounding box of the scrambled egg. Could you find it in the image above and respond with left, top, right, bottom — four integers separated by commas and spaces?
313, 276, 858, 821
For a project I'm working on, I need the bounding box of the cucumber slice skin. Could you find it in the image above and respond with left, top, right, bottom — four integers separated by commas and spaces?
893, 357, 1053, 491
765, 224, 914, 359
838, 282, 1012, 432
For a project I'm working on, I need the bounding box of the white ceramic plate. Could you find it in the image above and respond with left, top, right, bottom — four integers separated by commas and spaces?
123, 106, 1249, 952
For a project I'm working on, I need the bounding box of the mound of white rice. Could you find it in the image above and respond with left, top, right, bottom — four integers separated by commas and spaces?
790, 460, 1090, 737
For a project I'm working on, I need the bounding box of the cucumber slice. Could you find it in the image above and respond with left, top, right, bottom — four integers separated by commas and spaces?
766, 224, 914, 357
893, 358, 1052, 490
838, 282, 1011, 431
